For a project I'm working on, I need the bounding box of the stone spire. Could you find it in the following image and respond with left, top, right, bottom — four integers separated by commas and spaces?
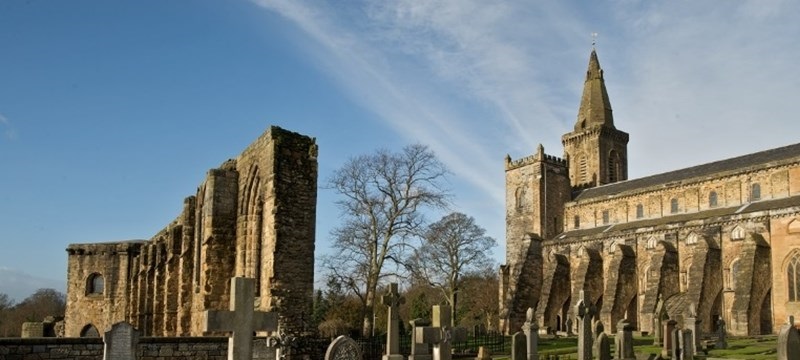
575, 49, 614, 131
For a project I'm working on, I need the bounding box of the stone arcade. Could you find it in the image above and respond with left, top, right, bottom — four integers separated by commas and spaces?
500, 49, 800, 336
64, 126, 318, 337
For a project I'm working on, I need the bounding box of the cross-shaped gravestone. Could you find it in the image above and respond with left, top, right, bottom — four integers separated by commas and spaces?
521, 307, 538, 360
574, 290, 594, 360
685, 302, 700, 355
415, 305, 467, 360
382, 283, 405, 360
204, 277, 278, 360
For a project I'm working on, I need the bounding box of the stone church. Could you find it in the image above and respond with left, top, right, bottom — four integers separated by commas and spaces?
64, 126, 318, 337
499, 49, 800, 336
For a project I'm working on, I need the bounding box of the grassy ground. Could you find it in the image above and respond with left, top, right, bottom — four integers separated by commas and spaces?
488, 334, 779, 359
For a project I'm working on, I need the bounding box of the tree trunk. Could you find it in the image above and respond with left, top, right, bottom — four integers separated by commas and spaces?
362, 290, 375, 337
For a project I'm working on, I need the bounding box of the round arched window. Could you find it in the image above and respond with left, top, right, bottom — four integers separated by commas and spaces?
86, 273, 104, 295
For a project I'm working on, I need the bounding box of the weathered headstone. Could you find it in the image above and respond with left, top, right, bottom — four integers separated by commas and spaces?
685, 303, 700, 355
511, 331, 526, 360
475, 346, 492, 360
592, 321, 605, 360
415, 305, 467, 360
662, 319, 677, 358
521, 307, 538, 360
21, 322, 44, 338
574, 290, 594, 360
325, 335, 362, 360
594, 332, 611, 360
615, 319, 635, 360
203, 277, 279, 360
777, 315, 800, 360
715, 318, 728, 349
103, 322, 139, 360
382, 283, 405, 360
565, 316, 574, 336
409, 318, 432, 360
671, 328, 681, 360
679, 329, 694, 360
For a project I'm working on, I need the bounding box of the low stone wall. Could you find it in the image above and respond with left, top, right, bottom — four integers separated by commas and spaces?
0, 336, 244, 360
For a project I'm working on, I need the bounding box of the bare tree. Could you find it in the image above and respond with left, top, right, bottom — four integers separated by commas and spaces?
407, 212, 496, 326
324, 144, 449, 337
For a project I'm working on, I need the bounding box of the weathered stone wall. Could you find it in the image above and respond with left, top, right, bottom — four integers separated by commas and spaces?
65, 126, 318, 338
0, 336, 281, 360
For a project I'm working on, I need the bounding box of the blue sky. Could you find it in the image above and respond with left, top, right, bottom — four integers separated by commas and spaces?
1, 0, 798, 302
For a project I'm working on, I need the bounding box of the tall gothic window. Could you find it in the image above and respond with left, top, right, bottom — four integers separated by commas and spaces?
788, 251, 800, 302
709, 191, 718, 208
574, 215, 581, 229
751, 183, 761, 201
636, 204, 644, 219
579, 156, 588, 183
670, 198, 679, 214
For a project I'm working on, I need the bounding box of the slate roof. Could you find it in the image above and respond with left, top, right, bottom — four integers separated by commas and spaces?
574, 142, 800, 202
554, 194, 800, 243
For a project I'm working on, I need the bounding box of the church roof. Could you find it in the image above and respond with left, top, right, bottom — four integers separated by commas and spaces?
574, 49, 614, 130
573, 142, 800, 202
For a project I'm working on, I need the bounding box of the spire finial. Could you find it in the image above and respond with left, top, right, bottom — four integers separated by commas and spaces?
591, 32, 598, 48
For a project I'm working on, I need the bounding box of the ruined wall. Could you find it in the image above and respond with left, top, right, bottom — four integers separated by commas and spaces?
65, 126, 318, 338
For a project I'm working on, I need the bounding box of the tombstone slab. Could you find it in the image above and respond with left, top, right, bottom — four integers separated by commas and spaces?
615, 319, 635, 360
521, 307, 538, 360
777, 315, 800, 360
103, 322, 139, 360
715, 318, 728, 349
409, 318, 432, 360
511, 331, 526, 360
594, 332, 611, 360
325, 335, 362, 360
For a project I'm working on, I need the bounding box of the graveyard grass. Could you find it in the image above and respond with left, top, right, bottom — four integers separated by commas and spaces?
489, 335, 778, 359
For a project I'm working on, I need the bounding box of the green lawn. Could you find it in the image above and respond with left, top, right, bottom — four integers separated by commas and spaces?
489, 334, 779, 359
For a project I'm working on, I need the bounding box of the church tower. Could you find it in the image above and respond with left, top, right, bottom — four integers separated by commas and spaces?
562, 49, 629, 188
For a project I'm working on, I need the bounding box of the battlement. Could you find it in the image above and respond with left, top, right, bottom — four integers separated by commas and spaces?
505, 151, 567, 171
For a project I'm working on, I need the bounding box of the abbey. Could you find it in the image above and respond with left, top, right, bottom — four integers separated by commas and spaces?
64, 126, 318, 337
499, 50, 800, 336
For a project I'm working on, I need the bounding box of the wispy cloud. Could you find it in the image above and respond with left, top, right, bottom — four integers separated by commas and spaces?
0, 113, 18, 140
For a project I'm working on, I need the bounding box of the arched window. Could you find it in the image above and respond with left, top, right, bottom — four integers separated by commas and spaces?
86, 273, 104, 295
787, 251, 800, 302
709, 191, 718, 208
686, 232, 699, 245
636, 204, 644, 219
574, 215, 581, 229
731, 225, 746, 241
646, 236, 658, 250
751, 183, 761, 201
670, 198, 679, 214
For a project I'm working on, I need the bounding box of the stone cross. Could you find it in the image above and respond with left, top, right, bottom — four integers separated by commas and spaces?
777, 315, 800, 360
203, 277, 278, 360
325, 335, 363, 360
511, 331, 526, 360
715, 319, 728, 349
574, 290, 594, 360
415, 305, 467, 360
409, 318, 432, 360
103, 322, 139, 360
382, 283, 405, 360
615, 319, 635, 360
521, 307, 538, 360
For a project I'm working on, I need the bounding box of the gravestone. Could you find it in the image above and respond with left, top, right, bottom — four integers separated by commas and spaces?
325, 335, 362, 360
574, 290, 594, 360
475, 346, 491, 360
103, 322, 139, 360
565, 317, 574, 336
21, 322, 44, 338
615, 319, 635, 360
679, 329, 694, 360
511, 331, 526, 360
382, 283, 405, 360
594, 332, 611, 360
685, 303, 700, 355
409, 318, 432, 360
203, 277, 279, 360
777, 315, 800, 360
671, 328, 681, 360
715, 318, 727, 349
415, 305, 467, 360
662, 319, 677, 358
592, 321, 605, 360
521, 307, 538, 360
